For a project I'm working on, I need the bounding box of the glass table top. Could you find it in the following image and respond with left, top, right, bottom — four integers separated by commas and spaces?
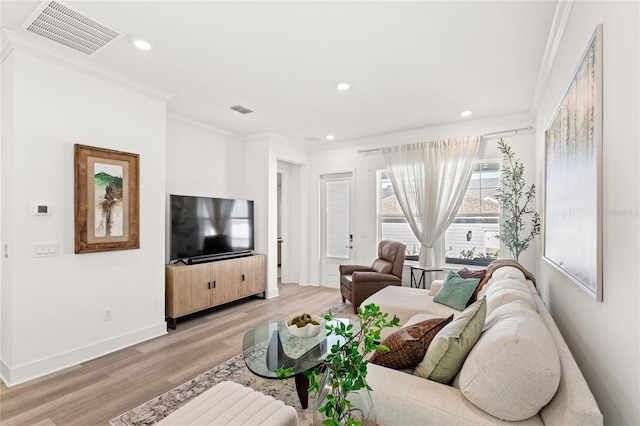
242, 318, 360, 379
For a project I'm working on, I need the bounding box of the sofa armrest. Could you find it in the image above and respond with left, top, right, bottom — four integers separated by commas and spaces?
340, 264, 373, 275
367, 364, 543, 425
429, 279, 444, 295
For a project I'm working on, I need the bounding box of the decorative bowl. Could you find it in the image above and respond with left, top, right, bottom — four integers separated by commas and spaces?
286, 314, 323, 338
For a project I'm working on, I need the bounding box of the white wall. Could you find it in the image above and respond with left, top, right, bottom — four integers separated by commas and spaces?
308, 113, 538, 287
0, 50, 169, 385
166, 116, 246, 199
165, 117, 247, 262
243, 132, 310, 297
535, 2, 639, 425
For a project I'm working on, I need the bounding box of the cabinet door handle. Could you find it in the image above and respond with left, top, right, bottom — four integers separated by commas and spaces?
208, 282, 211, 290
242, 274, 245, 281
213, 281, 216, 289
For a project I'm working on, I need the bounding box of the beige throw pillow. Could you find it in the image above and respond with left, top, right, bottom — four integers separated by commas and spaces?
414, 297, 486, 384
459, 300, 561, 421
484, 283, 536, 315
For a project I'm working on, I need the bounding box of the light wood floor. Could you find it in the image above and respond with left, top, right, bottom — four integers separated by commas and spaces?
0, 283, 342, 426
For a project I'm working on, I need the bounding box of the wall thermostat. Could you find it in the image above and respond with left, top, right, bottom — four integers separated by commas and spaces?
31, 203, 52, 216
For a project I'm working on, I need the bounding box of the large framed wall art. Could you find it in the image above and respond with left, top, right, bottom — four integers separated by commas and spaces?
74, 144, 140, 254
543, 24, 603, 301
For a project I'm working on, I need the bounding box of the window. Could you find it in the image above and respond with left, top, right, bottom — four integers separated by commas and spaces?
444, 161, 500, 266
377, 161, 500, 264
377, 170, 420, 259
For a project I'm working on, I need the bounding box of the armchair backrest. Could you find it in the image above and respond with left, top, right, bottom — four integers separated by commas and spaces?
371, 240, 407, 278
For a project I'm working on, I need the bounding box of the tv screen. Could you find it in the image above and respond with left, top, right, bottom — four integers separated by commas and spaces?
170, 195, 254, 262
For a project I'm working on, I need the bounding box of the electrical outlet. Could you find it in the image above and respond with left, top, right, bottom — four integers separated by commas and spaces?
103, 308, 112, 321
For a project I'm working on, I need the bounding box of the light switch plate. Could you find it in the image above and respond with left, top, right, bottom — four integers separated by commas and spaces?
33, 243, 58, 257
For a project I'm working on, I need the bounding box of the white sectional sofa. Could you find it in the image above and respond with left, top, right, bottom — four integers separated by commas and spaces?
362, 263, 603, 426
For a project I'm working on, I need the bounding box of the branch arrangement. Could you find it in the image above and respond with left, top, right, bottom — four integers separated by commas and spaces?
494, 139, 541, 261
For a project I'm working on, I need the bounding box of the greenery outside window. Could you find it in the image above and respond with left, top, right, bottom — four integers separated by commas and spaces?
444, 161, 501, 266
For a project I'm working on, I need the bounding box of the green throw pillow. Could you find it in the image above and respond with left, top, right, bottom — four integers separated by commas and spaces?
433, 271, 480, 311
414, 297, 487, 384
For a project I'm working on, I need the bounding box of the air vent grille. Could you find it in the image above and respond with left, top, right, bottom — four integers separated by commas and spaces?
25, 1, 123, 55
304, 136, 322, 143
230, 105, 253, 115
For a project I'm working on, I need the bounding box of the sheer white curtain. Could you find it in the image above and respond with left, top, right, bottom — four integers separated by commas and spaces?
382, 136, 481, 267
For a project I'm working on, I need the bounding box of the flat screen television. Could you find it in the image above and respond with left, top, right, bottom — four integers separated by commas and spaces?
170, 194, 254, 263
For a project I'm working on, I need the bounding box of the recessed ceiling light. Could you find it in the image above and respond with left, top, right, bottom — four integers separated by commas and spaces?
133, 39, 152, 51
336, 82, 351, 91
326, 134, 336, 140
460, 110, 473, 117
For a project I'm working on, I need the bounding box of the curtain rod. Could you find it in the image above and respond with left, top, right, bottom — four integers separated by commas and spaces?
357, 125, 534, 154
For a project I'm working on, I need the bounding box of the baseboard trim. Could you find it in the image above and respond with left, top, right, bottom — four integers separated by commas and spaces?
265, 287, 280, 299
0, 322, 167, 387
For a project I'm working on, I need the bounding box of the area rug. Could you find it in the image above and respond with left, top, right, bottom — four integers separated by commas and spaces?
110, 303, 357, 426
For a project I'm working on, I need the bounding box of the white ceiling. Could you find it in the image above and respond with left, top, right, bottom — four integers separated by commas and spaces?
1, 1, 557, 143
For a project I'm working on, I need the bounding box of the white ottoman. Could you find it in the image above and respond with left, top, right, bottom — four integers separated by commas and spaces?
156, 381, 298, 426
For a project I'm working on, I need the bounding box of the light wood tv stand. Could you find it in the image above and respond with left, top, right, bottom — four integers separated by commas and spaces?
165, 253, 266, 329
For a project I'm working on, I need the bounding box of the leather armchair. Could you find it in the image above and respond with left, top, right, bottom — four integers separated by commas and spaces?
340, 240, 407, 313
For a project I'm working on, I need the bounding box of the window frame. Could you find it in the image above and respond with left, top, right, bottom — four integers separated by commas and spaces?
376, 160, 501, 266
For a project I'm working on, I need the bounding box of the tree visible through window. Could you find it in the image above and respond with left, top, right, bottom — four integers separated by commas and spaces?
377, 162, 500, 265
444, 162, 500, 266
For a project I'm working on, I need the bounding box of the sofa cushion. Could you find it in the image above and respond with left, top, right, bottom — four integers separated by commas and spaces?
490, 265, 526, 282
370, 315, 453, 369
524, 278, 539, 294
433, 271, 480, 311
477, 278, 530, 300
362, 286, 461, 327
484, 282, 536, 315
460, 300, 561, 421
414, 297, 486, 384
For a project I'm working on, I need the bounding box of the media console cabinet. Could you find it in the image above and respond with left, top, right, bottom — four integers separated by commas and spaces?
165, 254, 266, 329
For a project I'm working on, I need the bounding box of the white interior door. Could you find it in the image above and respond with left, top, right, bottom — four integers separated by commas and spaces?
320, 172, 355, 286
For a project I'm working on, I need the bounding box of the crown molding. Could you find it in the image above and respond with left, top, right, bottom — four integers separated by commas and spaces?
1, 31, 14, 63
529, 0, 575, 114
167, 112, 243, 139
313, 112, 535, 153
1, 29, 174, 103
245, 131, 272, 143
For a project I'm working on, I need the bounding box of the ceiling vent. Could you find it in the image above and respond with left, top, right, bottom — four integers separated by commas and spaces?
24, 1, 123, 55
229, 105, 253, 115
304, 136, 322, 143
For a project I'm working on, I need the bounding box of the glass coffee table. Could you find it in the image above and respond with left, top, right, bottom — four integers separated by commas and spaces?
242, 318, 360, 408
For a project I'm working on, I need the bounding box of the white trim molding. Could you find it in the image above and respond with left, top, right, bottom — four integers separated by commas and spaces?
529, 0, 576, 113
0, 323, 167, 387
167, 112, 243, 139
1, 29, 174, 103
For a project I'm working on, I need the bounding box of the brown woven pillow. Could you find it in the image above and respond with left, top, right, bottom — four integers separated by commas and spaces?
370, 315, 454, 370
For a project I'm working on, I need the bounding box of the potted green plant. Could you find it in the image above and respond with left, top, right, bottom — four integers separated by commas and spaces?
279, 304, 399, 425
494, 139, 541, 261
